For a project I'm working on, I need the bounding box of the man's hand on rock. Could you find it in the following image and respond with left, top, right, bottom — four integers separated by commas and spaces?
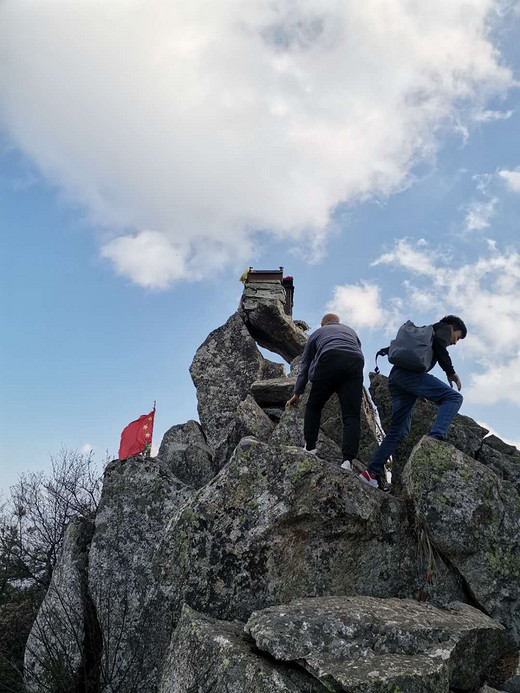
285, 394, 300, 409
448, 373, 462, 391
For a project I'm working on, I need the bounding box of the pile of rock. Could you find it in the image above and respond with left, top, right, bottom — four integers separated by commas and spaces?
25, 277, 520, 693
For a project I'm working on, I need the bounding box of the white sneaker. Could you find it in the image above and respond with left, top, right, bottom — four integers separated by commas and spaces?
340, 460, 352, 471
304, 447, 317, 455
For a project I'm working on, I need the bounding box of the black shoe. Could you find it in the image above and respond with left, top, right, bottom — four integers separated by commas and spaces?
376, 474, 391, 493
427, 433, 444, 441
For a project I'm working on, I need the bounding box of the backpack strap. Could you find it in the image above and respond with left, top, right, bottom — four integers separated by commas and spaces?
374, 347, 390, 374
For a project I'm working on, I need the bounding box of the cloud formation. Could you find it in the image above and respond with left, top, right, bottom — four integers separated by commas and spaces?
327, 282, 389, 329
0, 0, 514, 287
499, 167, 520, 192
373, 239, 520, 405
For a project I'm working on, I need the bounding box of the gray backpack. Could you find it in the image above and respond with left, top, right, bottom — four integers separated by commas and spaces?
375, 321, 434, 373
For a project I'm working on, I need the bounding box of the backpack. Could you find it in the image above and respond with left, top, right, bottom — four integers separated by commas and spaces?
374, 321, 434, 373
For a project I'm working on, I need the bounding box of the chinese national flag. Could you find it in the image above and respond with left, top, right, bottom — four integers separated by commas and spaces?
118, 407, 155, 460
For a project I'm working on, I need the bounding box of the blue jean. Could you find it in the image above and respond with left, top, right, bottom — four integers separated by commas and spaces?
368, 367, 463, 476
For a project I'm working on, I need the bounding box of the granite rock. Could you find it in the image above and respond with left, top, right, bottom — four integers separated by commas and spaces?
502, 653, 520, 692
155, 438, 464, 630
239, 281, 308, 362
190, 312, 266, 448
213, 395, 275, 470
245, 596, 508, 692
88, 457, 192, 692
250, 377, 296, 408
478, 443, 520, 494
403, 436, 520, 643
158, 604, 325, 693
158, 419, 214, 489
24, 517, 96, 693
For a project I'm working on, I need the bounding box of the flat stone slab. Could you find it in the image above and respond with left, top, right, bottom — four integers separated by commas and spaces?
245, 596, 509, 692
251, 377, 296, 407
159, 604, 325, 692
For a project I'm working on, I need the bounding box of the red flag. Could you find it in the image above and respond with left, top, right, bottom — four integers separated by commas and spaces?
118, 406, 155, 460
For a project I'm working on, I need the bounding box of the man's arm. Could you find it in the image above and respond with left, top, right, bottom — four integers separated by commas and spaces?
433, 325, 461, 390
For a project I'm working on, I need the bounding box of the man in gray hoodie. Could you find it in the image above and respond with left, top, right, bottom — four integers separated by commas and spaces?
285, 313, 364, 470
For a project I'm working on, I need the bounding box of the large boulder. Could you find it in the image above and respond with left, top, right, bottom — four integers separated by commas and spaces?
88, 457, 192, 692
158, 419, 214, 488
245, 596, 509, 692
190, 312, 270, 448
213, 395, 275, 470
155, 438, 464, 630
403, 436, 520, 643
369, 372, 488, 483
477, 442, 520, 494
24, 517, 98, 693
159, 604, 324, 693
239, 280, 308, 362
502, 653, 520, 692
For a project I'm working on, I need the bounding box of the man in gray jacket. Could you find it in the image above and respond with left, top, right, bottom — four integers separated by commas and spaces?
285, 313, 364, 470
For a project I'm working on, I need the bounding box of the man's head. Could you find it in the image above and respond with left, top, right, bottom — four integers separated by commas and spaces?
439, 315, 467, 345
321, 313, 340, 326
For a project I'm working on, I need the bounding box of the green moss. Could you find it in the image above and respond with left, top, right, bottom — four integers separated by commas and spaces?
484, 545, 520, 578
223, 658, 230, 667
290, 456, 319, 483
409, 440, 454, 492
459, 468, 472, 482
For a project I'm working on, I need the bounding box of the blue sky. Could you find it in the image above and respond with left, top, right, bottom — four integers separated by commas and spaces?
1, 1, 520, 491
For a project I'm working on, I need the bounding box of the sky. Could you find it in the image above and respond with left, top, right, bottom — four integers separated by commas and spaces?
1, 0, 520, 491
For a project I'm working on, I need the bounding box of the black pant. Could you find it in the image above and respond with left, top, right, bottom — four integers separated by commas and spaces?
304, 350, 364, 461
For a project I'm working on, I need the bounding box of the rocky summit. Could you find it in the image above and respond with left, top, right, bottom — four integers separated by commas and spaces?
25, 277, 520, 693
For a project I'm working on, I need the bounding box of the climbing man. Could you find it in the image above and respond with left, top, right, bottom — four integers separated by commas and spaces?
359, 315, 466, 491
285, 313, 364, 471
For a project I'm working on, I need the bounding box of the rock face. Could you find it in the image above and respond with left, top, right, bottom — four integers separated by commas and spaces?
246, 596, 509, 692
27, 286, 520, 693
155, 437, 463, 628
370, 372, 488, 483
24, 517, 97, 693
88, 457, 192, 692
478, 442, 520, 494
213, 395, 275, 470
403, 436, 520, 644
158, 419, 214, 488
190, 312, 267, 448
159, 604, 325, 693
502, 654, 520, 692
239, 280, 308, 362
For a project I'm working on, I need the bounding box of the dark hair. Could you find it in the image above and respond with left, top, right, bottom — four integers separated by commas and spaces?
439, 315, 467, 338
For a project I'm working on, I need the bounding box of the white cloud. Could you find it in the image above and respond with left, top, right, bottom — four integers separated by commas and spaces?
372, 238, 438, 275
327, 281, 403, 333
474, 109, 513, 122
80, 443, 94, 453
0, 0, 514, 287
463, 197, 498, 231
327, 283, 387, 329
372, 239, 520, 405
101, 231, 190, 289
499, 167, 520, 191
